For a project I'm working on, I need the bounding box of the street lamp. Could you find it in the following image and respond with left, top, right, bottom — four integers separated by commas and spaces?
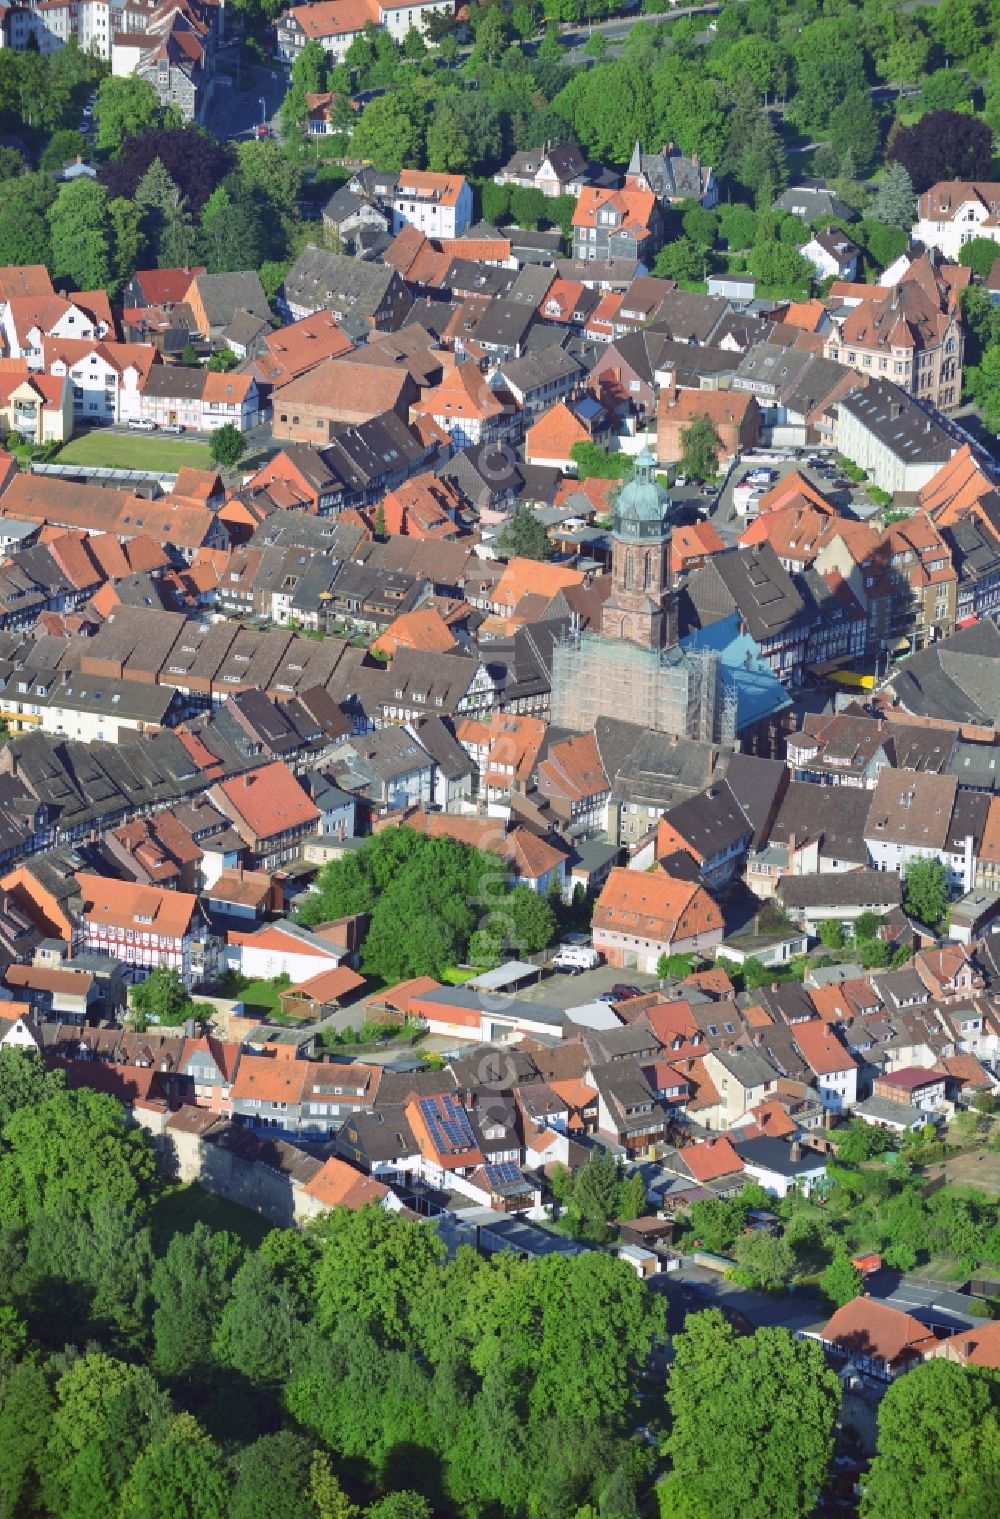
259, 96, 266, 129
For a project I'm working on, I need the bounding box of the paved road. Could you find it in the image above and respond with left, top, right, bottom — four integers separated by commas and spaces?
652, 1260, 981, 1339
206, 46, 288, 141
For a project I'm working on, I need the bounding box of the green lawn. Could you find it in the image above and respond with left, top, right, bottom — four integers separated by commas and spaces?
150, 1183, 273, 1255
56, 431, 213, 472
441, 966, 478, 985
234, 977, 286, 1017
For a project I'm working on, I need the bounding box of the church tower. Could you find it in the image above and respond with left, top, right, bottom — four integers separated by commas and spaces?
601, 447, 675, 650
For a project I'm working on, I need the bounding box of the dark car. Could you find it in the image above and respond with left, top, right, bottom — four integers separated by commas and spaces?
610, 983, 643, 1001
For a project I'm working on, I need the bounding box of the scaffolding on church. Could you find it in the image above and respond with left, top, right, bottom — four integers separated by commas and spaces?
550, 631, 737, 746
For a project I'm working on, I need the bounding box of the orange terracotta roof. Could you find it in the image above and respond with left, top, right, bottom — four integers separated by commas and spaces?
683, 1135, 744, 1182
493, 556, 584, 612
371, 608, 460, 659
822, 1297, 938, 1365
302, 1155, 390, 1209
594, 867, 723, 944
76, 873, 197, 939
214, 761, 319, 840
230, 1056, 309, 1105
572, 186, 658, 241
287, 965, 366, 1004
792, 1019, 856, 1077
524, 401, 590, 462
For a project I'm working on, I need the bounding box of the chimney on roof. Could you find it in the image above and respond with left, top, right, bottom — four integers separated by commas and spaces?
790, 1139, 802, 1162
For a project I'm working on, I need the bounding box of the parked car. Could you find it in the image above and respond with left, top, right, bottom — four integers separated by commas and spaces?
127, 419, 156, 431
610, 983, 643, 1002
161, 423, 185, 434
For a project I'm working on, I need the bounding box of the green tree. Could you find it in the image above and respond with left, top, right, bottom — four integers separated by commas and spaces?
425, 104, 471, 174
42, 1353, 141, 1515
959, 236, 1000, 280
654, 235, 706, 283
662, 1312, 840, 1519
656, 952, 693, 979
835, 1119, 896, 1164
481, 180, 511, 225
366, 1496, 432, 1519
498, 506, 549, 561
718, 201, 758, 251
732, 1229, 795, 1290
313, 1205, 446, 1345
230, 1432, 315, 1519
130, 966, 188, 1025
863, 1359, 1000, 1519
747, 239, 813, 291
39, 128, 88, 173
0, 1046, 65, 1129
213, 1250, 309, 1387
209, 422, 247, 472
829, 88, 882, 178
870, 157, 917, 227
134, 158, 197, 269
0, 1087, 158, 1229
109, 198, 144, 297
199, 183, 262, 273
309, 1452, 359, 1519
351, 94, 424, 171
859, 937, 891, 969
819, 1248, 863, 1308
679, 413, 723, 480
47, 179, 113, 290
968, 343, 1000, 429
151, 1222, 243, 1383
119, 1414, 231, 1519
0, 171, 55, 267
509, 185, 548, 230
94, 76, 161, 154
818, 920, 845, 950
292, 38, 328, 94
902, 856, 949, 929
0, 1359, 53, 1519
401, 24, 427, 58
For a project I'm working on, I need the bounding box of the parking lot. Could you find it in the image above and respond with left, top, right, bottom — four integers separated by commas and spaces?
512, 962, 662, 1010
705, 451, 876, 544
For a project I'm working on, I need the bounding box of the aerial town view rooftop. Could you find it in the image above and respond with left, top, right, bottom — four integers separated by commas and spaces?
0, 0, 999, 1513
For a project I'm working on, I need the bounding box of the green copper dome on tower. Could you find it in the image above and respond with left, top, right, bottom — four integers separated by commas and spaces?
612, 447, 671, 541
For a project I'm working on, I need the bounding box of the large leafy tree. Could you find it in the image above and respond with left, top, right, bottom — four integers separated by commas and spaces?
0, 172, 56, 268
351, 94, 426, 171
119, 1414, 231, 1519
230, 1432, 315, 1519
662, 1312, 840, 1519
134, 159, 198, 269
47, 179, 114, 290
497, 507, 549, 562
93, 76, 162, 154
151, 1222, 244, 1383
902, 856, 949, 930
680, 415, 724, 480
887, 109, 993, 192
313, 1206, 446, 1345
0, 1048, 65, 1131
101, 127, 233, 215
863, 1359, 1000, 1519
0, 1087, 158, 1229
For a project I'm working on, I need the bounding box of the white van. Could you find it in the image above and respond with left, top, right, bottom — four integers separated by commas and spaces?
552, 945, 601, 972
